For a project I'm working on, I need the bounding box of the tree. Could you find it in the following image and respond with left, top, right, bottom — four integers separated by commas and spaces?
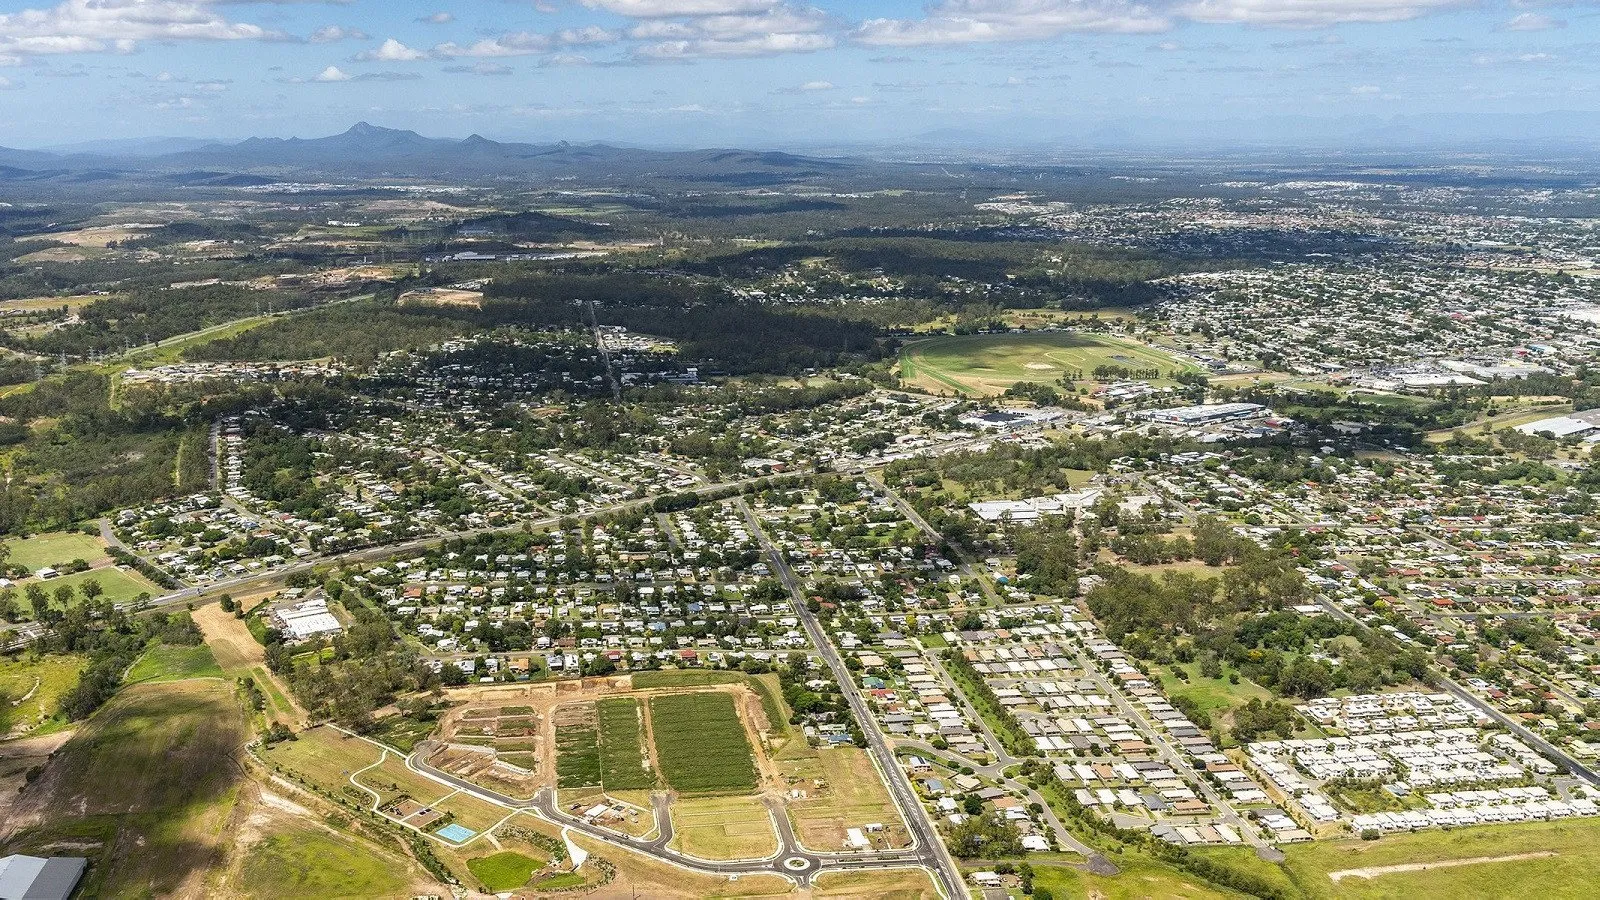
80, 578, 103, 602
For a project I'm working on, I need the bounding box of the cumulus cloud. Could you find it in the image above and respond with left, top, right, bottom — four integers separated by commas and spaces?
420, 11, 454, 24
558, 25, 620, 44
357, 37, 427, 61
308, 25, 366, 44
0, 0, 277, 59
631, 2, 834, 58
433, 31, 552, 58
313, 64, 350, 81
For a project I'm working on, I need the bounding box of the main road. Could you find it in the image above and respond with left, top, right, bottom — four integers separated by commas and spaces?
735, 498, 970, 900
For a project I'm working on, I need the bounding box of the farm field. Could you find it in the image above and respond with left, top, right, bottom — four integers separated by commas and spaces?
669, 795, 778, 861
597, 696, 655, 790
554, 703, 602, 789
0, 653, 85, 737
0, 680, 246, 899
649, 692, 759, 794
7, 530, 108, 571
125, 642, 224, 684
898, 331, 1198, 397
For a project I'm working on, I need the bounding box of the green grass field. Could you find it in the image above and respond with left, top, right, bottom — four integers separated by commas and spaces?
597, 697, 655, 791
467, 850, 541, 892
0, 653, 86, 737
899, 331, 1198, 397
32, 565, 160, 607
125, 643, 224, 684
7, 531, 108, 571
238, 824, 411, 899
262, 724, 385, 795
0, 681, 247, 898
649, 692, 759, 795
1025, 857, 1238, 899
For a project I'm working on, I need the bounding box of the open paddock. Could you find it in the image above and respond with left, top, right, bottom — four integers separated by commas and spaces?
669, 795, 778, 861
261, 725, 384, 795
899, 331, 1198, 397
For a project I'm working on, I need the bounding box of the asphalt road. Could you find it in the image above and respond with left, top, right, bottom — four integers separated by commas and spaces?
736, 498, 971, 900
406, 739, 943, 885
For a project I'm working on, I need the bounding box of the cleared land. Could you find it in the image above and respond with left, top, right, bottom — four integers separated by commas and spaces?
649, 692, 759, 794
788, 747, 909, 850
813, 868, 940, 899
669, 795, 779, 861
236, 820, 412, 899
899, 331, 1197, 397
0, 654, 85, 738
1028, 858, 1236, 900
1276, 817, 1600, 899
262, 724, 385, 797
125, 642, 224, 684
0, 680, 247, 899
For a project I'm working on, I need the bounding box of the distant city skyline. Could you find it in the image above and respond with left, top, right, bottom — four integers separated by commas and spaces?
0, 0, 1596, 149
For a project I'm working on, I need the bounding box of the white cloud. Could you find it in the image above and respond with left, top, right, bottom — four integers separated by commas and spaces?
0, 74, 19, 89
1179, 0, 1472, 28
629, 2, 832, 58
443, 61, 514, 75
358, 37, 427, 61
798, 79, 833, 90
637, 31, 833, 58
558, 25, 620, 44
584, 0, 780, 15
434, 32, 552, 58
0, 0, 276, 59
1499, 12, 1564, 30
856, 1, 1170, 46
308, 25, 367, 44
855, 0, 1487, 44
1350, 83, 1380, 94
420, 11, 454, 24
313, 64, 351, 82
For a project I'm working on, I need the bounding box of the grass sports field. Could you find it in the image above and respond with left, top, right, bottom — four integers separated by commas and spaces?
7, 530, 109, 571
899, 331, 1198, 397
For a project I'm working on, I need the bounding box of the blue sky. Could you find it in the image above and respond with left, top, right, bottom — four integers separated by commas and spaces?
0, 0, 1596, 148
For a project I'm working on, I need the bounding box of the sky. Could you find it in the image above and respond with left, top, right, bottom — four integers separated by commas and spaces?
0, 0, 1597, 149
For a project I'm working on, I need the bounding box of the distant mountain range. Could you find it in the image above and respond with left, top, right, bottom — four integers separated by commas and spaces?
0, 122, 859, 186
